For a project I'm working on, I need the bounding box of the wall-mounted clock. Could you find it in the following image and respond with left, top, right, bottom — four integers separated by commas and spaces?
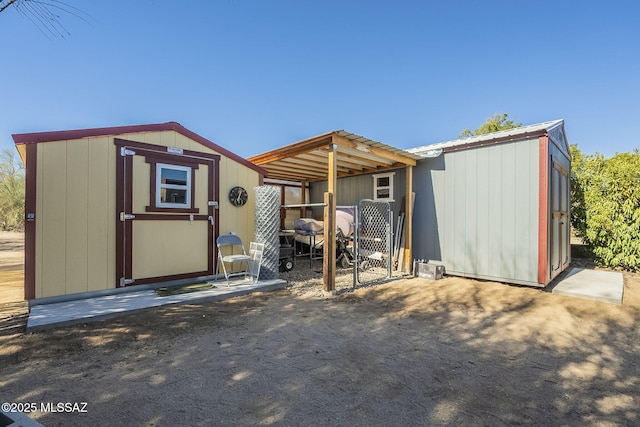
229, 186, 248, 207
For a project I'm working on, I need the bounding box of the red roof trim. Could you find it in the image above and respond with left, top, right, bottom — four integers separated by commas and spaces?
12, 121, 267, 176
442, 129, 550, 154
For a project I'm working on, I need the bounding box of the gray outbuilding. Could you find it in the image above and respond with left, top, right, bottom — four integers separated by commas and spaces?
408, 120, 571, 287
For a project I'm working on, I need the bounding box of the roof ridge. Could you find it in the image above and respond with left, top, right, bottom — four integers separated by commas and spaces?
408, 119, 564, 155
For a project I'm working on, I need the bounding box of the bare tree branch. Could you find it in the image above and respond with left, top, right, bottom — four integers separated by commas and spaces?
0, 0, 20, 14
0, 0, 90, 38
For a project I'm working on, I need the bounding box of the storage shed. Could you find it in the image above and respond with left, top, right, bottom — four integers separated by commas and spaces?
13, 122, 266, 301
408, 120, 571, 287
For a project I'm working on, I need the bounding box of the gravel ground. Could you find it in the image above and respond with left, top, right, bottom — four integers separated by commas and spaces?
2, 232, 640, 426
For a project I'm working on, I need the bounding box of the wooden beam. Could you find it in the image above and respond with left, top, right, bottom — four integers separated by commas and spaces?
264, 161, 328, 177
323, 142, 337, 292
403, 166, 414, 273
538, 136, 550, 285
332, 134, 417, 166
301, 150, 378, 171
323, 191, 336, 292
327, 142, 337, 204
249, 130, 420, 184
301, 180, 307, 218
337, 150, 393, 169
247, 133, 334, 164
304, 148, 388, 171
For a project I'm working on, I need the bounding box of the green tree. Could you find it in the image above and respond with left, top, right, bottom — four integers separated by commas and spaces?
460, 113, 522, 138
571, 145, 640, 271
0, 148, 25, 231
569, 144, 587, 235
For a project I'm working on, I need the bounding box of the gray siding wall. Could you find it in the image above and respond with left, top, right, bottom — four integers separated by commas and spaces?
412, 138, 540, 286
548, 137, 571, 179
309, 169, 406, 217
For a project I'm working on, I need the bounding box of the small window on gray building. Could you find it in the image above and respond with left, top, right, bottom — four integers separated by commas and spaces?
373, 172, 394, 202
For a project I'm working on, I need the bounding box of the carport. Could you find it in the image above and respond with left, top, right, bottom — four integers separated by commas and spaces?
248, 130, 421, 292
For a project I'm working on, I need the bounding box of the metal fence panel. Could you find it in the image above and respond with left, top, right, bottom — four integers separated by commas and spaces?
355, 199, 392, 285
254, 186, 280, 280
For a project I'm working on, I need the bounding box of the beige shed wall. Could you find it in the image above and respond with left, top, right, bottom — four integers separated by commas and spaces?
34, 130, 260, 299
35, 137, 116, 298
129, 156, 212, 279
132, 221, 210, 279
128, 130, 259, 247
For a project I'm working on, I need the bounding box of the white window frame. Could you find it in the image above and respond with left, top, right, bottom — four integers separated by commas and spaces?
156, 163, 192, 208
373, 172, 394, 202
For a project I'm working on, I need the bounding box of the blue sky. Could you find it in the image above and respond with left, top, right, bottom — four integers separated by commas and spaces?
1, 0, 638, 159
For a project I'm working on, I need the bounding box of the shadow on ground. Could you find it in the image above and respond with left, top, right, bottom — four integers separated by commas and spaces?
1, 268, 639, 426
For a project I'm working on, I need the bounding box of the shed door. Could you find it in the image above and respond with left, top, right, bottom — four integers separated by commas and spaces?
550, 161, 569, 278
115, 139, 220, 287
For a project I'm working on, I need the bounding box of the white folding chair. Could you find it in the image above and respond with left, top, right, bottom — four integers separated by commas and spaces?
216, 233, 252, 286
248, 242, 264, 283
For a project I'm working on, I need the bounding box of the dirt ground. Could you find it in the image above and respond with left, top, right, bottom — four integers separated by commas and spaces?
1, 232, 640, 426
0, 232, 27, 335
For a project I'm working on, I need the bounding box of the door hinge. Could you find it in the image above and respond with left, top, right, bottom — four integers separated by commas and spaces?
120, 147, 136, 156
120, 212, 136, 221
119, 277, 135, 287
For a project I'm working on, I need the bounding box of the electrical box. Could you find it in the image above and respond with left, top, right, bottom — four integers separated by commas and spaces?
414, 262, 445, 280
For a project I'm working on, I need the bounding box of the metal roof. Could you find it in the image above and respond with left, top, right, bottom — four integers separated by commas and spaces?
408, 119, 565, 157
248, 130, 422, 182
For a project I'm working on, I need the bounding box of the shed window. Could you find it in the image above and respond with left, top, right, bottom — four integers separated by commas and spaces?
373, 172, 394, 201
156, 163, 191, 208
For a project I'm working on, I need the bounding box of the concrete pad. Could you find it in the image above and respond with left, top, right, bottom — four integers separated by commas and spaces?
548, 268, 624, 305
0, 409, 45, 427
27, 279, 287, 331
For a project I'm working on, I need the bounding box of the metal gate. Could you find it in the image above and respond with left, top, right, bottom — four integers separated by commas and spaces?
355, 199, 392, 285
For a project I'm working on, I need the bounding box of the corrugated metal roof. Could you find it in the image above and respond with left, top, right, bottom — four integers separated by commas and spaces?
248, 130, 422, 182
408, 119, 564, 157
336, 130, 424, 161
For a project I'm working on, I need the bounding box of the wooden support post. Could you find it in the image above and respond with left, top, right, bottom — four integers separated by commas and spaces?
404, 166, 414, 273
323, 192, 336, 292
279, 185, 286, 229
323, 142, 337, 292
300, 180, 307, 219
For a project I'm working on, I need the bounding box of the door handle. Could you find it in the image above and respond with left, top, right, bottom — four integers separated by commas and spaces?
119, 212, 135, 221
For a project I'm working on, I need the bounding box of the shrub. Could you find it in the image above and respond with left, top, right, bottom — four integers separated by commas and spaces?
571, 145, 640, 271
0, 149, 25, 231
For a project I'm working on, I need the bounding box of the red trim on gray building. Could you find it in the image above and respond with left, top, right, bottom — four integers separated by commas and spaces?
537, 135, 550, 285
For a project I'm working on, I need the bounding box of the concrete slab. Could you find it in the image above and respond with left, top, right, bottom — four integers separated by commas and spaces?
27, 279, 287, 331
0, 409, 45, 427
548, 268, 624, 305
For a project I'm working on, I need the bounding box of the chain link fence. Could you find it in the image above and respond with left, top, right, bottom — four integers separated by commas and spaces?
355, 199, 392, 285
254, 186, 280, 280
